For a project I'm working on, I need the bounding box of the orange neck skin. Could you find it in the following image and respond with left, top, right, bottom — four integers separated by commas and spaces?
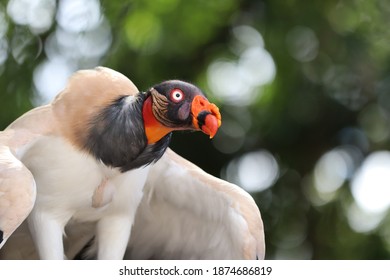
142, 96, 174, 144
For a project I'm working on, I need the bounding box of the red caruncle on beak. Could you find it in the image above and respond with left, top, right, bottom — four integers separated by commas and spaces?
191, 95, 222, 138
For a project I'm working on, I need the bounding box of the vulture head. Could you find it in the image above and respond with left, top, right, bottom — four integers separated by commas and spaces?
143, 80, 222, 144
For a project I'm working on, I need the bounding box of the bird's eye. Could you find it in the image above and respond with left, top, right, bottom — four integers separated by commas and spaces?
170, 89, 184, 102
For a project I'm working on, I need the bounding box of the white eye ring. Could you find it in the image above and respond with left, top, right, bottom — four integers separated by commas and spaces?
170, 89, 184, 102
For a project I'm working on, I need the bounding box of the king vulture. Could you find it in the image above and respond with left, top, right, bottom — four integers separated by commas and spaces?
0, 67, 264, 260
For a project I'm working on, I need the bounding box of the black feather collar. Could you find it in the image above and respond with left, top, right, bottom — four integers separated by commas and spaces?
84, 94, 171, 172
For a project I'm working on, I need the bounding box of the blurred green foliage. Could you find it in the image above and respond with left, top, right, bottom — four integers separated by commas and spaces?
1, 0, 390, 259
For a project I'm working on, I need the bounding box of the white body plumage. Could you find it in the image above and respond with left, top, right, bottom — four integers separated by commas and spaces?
22, 136, 149, 259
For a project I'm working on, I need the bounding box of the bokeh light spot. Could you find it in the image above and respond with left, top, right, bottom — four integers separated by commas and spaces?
33, 58, 74, 105
351, 151, 390, 214
57, 0, 101, 33
207, 26, 275, 106
314, 148, 353, 194
7, 0, 56, 34
286, 26, 319, 62
224, 150, 279, 193
346, 202, 386, 233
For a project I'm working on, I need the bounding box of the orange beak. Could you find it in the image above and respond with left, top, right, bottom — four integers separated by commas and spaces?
191, 95, 222, 138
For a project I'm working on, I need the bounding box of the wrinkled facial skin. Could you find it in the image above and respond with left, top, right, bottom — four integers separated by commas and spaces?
153, 80, 205, 126
151, 80, 221, 137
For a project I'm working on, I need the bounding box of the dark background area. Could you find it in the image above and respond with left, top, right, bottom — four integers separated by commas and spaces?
1, 0, 390, 259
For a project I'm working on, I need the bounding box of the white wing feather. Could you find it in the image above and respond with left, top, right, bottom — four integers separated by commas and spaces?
0, 129, 38, 250
0, 146, 36, 249
126, 149, 265, 260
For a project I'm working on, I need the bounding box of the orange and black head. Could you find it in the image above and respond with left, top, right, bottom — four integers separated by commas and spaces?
143, 80, 222, 144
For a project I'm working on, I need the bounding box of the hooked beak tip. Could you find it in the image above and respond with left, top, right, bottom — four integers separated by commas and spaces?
191, 95, 222, 138
200, 112, 220, 138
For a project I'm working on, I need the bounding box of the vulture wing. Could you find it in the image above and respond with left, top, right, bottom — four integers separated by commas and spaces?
0, 105, 55, 249
0, 143, 35, 249
126, 148, 265, 260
